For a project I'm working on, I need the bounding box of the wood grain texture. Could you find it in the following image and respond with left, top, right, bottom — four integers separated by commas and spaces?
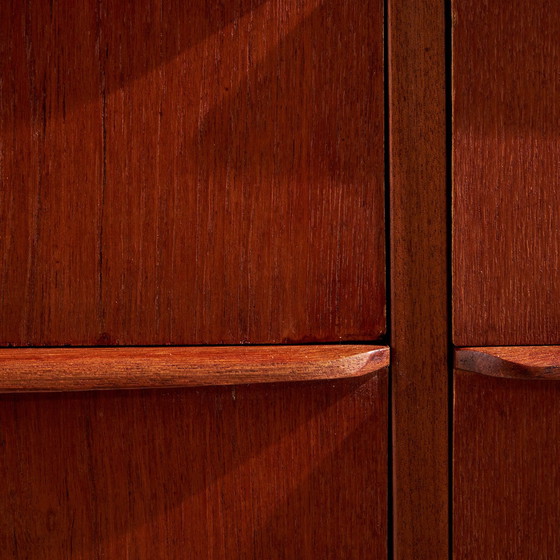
0, 372, 388, 559
456, 346, 560, 379
0, 0, 385, 346
389, 0, 448, 557
0, 344, 389, 393
453, 0, 560, 345
454, 369, 560, 559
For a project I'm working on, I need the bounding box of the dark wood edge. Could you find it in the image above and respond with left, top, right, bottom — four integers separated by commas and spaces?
455, 347, 560, 379
0, 345, 389, 393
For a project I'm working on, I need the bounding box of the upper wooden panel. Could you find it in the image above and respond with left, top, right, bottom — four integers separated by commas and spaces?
0, 0, 384, 346
453, 0, 560, 345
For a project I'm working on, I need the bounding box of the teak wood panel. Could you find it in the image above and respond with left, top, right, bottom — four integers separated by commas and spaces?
454, 369, 560, 559
453, 0, 560, 345
0, 0, 385, 346
0, 344, 389, 392
0, 372, 388, 559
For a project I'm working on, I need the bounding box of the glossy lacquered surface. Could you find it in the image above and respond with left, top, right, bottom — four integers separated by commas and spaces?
0, 373, 388, 559
0, 0, 385, 346
453, 0, 560, 345
0, 345, 389, 392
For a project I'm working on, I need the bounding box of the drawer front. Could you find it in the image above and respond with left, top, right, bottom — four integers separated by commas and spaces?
0, 0, 385, 346
0, 373, 388, 559
453, 0, 560, 345
454, 368, 560, 559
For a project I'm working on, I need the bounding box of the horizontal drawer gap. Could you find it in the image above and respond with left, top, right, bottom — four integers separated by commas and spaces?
0, 345, 389, 393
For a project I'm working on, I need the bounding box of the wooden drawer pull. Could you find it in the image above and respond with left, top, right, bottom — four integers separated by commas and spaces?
455, 347, 560, 380
0, 345, 389, 393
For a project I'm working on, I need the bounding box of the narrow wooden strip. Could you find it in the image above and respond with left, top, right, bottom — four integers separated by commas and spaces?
455, 346, 560, 379
389, 0, 449, 556
0, 345, 389, 393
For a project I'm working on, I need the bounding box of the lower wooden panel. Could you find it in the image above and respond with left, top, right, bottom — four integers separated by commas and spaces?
0, 371, 387, 559
454, 369, 560, 559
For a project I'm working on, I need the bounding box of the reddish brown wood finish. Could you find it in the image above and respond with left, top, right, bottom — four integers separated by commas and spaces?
0, 372, 388, 559
455, 346, 560, 379
453, 0, 560, 345
0, 344, 389, 392
454, 369, 560, 558
0, 0, 385, 346
389, 0, 448, 557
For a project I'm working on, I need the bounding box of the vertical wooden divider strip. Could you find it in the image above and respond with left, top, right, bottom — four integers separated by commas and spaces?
388, 0, 449, 557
